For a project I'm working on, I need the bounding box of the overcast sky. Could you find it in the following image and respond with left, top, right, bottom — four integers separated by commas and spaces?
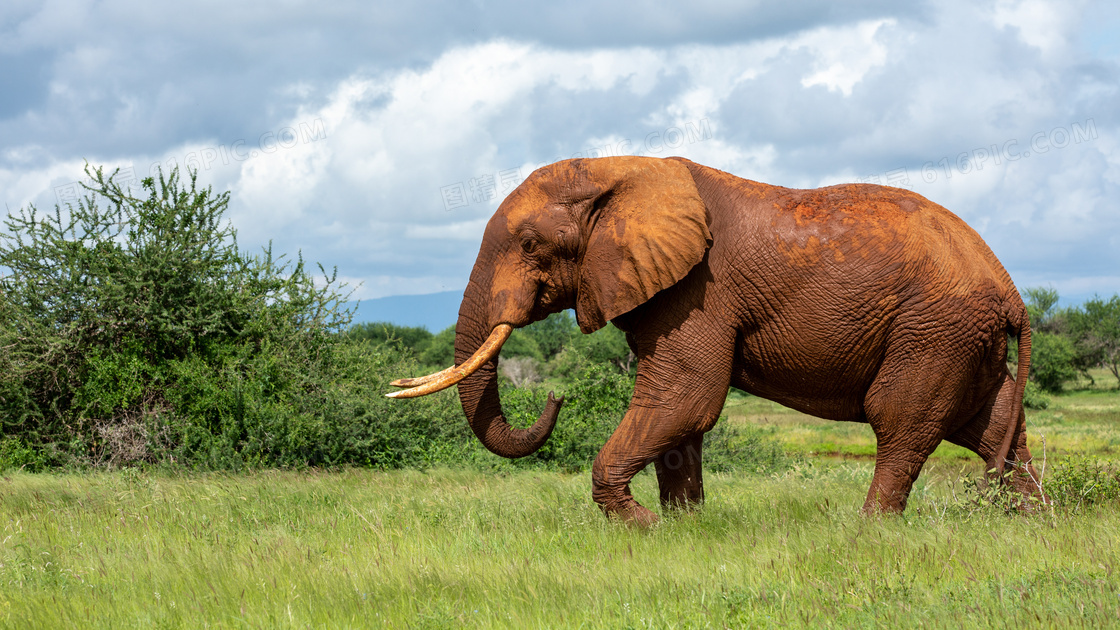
2, 0, 1118, 308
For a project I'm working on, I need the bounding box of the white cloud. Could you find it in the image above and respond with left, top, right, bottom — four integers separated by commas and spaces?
404, 219, 489, 241
797, 19, 895, 95
0, 157, 89, 211
992, 0, 1081, 56
356, 274, 469, 299
2, 0, 1117, 311
233, 129, 332, 234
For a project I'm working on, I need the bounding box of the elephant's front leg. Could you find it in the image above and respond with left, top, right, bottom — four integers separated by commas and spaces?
591, 342, 732, 524
592, 406, 719, 525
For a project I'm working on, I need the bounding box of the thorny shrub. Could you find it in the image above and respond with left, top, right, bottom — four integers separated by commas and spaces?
0, 165, 471, 470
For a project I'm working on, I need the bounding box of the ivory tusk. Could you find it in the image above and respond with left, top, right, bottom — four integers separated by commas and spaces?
389, 365, 456, 388
386, 324, 512, 399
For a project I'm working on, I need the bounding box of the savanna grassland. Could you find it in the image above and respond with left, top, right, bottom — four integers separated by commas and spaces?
3, 169, 1120, 627
722, 370, 1120, 464
2, 380, 1119, 629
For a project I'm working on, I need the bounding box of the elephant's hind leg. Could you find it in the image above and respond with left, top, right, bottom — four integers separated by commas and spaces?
861, 344, 975, 513
654, 432, 706, 510
946, 370, 1045, 503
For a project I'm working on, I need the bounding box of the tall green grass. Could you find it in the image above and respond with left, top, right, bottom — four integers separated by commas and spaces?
724, 370, 1120, 461
2, 465, 1118, 628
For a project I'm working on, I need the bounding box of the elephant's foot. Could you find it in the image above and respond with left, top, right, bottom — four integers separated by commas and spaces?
863, 449, 936, 515
860, 492, 907, 516
592, 481, 660, 526
612, 502, 660, 527
992, 460, 1050, 510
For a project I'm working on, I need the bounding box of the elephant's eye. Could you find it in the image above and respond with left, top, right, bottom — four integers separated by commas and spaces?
520, 236, 538, 254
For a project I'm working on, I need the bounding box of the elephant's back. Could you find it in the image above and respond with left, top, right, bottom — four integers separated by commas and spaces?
683, 160, 1020, 330
757, 182, 1016, 302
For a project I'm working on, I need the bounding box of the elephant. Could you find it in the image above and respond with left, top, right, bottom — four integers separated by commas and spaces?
389, 156, 1043, 524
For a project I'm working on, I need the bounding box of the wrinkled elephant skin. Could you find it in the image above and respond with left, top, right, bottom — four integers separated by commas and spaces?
391, 156, 1041, 524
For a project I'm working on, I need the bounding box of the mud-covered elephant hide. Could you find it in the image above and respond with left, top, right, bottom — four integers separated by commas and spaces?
389, 156, 1042, 525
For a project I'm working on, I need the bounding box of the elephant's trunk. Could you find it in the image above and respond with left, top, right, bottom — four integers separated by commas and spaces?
451, 280, 561, 458
385, 276, 562, 458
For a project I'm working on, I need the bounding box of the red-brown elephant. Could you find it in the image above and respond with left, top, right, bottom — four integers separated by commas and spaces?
389, 156, 1042, 525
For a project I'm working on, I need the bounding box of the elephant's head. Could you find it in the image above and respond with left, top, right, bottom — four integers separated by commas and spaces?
388, 156, 711, 458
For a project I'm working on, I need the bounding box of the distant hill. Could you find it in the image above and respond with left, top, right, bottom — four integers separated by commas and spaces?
349, 290, 463, 332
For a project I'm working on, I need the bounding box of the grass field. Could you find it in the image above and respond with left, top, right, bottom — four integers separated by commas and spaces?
724, 371, 1120, 462
2, 377, 1119, 628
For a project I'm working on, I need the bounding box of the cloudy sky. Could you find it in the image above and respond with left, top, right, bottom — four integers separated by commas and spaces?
2, 0, 1118, 311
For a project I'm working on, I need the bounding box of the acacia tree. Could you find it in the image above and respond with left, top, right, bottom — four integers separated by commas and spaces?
349, 322, 434, 353
1024, 286, 1061, 331
1070, 295, 1120, 387
0, 165, 358, 465
1021, 287, 1080, 392
553, 323, 636, 377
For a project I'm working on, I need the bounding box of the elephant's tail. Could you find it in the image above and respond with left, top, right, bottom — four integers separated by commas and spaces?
995, 301, 1032, 476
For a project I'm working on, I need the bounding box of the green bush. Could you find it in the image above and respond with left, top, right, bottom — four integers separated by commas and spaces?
1020, 286, 1113, 389
148, 334, 472, 470
519, 311, 577, 360
703, 420, 790, 474
552, 323, 635, 377
1045, 458, 1120, 509
0, 437, 47, 472
0, 165, 468, 469
1067, 294, 1120, 388
1024, 286, 1060, 329
1022, 379, 1050, 410
1030, 332, 1079, 393
497, 362, 632, 472
419, 325, 456, 367
348, 322, 434, 354
1, 165, 270, 464
500, 329, 544, 361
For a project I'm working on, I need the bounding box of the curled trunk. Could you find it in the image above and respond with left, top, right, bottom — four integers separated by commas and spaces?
454, 282, 561, 458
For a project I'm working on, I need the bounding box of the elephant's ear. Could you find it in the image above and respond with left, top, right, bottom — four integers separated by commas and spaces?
575, 157, 711, 333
